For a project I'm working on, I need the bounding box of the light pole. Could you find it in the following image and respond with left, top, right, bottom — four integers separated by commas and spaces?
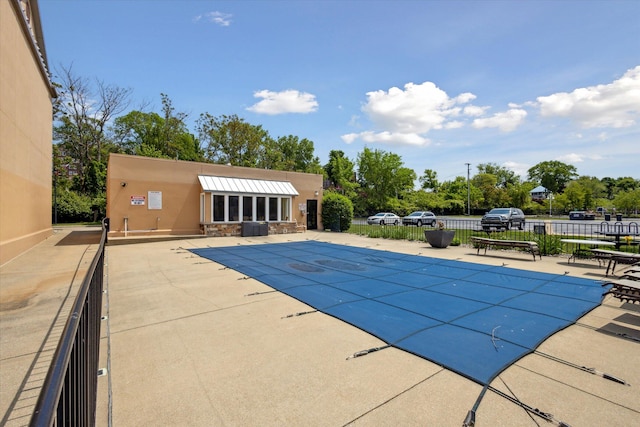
465, 163, 471, 215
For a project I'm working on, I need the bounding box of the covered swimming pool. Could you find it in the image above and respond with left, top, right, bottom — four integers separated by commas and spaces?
190, 241, 605, 386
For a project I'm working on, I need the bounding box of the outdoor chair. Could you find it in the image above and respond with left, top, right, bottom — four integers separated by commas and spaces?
295, 219, 306, 233
602, 277, 640, 304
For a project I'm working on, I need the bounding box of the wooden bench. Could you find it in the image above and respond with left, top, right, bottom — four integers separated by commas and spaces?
469, 236, 541, 261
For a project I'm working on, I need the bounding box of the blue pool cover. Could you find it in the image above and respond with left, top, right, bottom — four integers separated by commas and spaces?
190, 241, 604, 385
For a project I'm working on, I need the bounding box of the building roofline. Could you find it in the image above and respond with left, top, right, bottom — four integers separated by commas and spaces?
11, 0, 57, 98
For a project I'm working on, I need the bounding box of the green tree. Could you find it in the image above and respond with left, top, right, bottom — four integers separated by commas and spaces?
197, 114, 271, 167
159, 94, 202, 161
112, 110, 166, 156
613, 189, 640, 214
509, 182, 536, 212
477, 163, 519, 188
601, 177, 617, 199
356, 147, 415, 213
563, 181, 586, 210
266, 135, 323, 173
472, 173, 510, 209
324, 150, 358, 199
527, 161, 578, 194
404, 190, 447, 214
438, 176, 481, 213
53, 64, 131, 193
419, 169, 439, 192
111, 95, 202, 161
615, 177, 639, 193
574, 176, 606, 210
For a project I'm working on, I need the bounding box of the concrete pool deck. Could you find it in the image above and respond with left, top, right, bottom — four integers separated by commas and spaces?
2, 227, 639, 426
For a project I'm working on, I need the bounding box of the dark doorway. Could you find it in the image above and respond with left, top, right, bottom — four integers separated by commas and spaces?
306, 200, 318, 230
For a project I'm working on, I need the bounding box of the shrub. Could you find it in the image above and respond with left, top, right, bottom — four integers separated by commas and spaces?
321, 192, 354, 232
366, 225, 411, 240
53, 189, 93, 222
527, 232, 563, 255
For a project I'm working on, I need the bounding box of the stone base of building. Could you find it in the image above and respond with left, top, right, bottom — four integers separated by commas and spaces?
200, 222, 301, 237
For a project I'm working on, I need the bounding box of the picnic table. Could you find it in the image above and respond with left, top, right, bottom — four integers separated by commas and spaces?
595, 221, 640, 250
594, 231, 640, 250
560, 239, 615, 263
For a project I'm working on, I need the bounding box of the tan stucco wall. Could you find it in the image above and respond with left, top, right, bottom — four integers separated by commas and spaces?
106, 154, 324, 237
0, 1, 54, 265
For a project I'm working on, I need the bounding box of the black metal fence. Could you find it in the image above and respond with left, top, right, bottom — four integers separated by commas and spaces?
30, 221, 107, 426
348, 218, 640, 255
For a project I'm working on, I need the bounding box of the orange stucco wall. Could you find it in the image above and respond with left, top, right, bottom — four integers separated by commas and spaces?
106, 154, 324, 237
0, 1, 54, 265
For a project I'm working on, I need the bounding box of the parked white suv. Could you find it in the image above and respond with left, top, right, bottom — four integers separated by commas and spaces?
481, 208, 525, 230
402, 211, 437, 227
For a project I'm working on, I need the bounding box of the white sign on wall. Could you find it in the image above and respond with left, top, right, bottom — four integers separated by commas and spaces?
148, 191, 162, 210
130, 195, 145, 206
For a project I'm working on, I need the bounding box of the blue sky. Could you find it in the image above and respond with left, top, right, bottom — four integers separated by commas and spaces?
40, 0, 640, 183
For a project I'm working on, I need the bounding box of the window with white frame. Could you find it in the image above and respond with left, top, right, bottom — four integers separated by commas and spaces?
205, 194, 292, 223
213, 195, 225, 222
229, 196, 239, 221
268, 198, 278, 221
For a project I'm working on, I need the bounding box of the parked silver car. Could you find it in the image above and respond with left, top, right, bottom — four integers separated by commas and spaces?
402, 211, 437, 227
367, 212, 400, 225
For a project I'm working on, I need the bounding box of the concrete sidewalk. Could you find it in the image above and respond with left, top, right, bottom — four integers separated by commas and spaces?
0, 227, 101, 426
2, 229, 639, 426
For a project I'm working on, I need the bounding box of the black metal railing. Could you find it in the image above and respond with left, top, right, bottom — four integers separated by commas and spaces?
30, 220, 107, 427
348, 218, 640, 255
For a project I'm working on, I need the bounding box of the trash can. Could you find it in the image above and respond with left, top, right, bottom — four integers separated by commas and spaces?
330, 214, 341, 232
616, 214, 623, 221
604, 214, 611, 221
533, 225, 546, 235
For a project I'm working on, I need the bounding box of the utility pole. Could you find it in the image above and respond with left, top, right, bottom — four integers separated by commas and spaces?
465, 163, 471, 216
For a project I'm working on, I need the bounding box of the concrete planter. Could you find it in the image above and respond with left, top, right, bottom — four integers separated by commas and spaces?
424, 230, 455, 248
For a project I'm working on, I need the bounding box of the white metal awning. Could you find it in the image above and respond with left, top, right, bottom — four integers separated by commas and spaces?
198, 175, 299, 196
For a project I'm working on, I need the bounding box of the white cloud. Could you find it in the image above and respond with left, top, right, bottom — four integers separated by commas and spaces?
471, 108, 527, 132
537, 65, 640, 128
348, 115, 361, 127
361, 81, 474, 134
342, 81, 480, 145
502, 161, 529, 178
341, 131, 429, 146
341, 133, 358, 144
194, 11, 233, 26
557, 152, 605, 164
463, 105, 488, 117
556, 153, 585, 163
246, 90, 318, 115
444, 121, 464, 129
